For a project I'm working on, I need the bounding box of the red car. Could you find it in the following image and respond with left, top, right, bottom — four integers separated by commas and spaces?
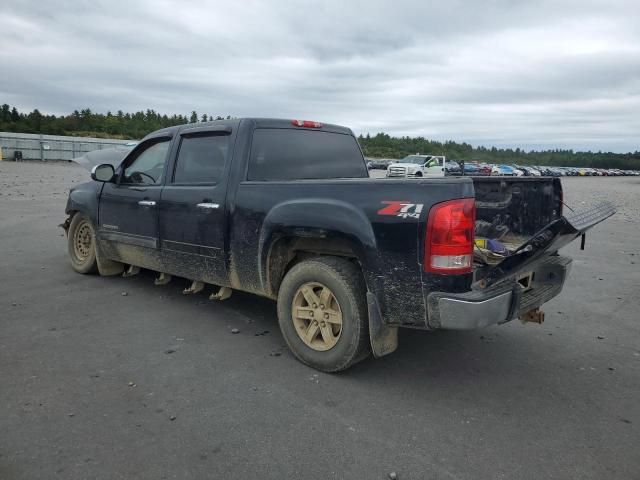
477, 163, 493, 176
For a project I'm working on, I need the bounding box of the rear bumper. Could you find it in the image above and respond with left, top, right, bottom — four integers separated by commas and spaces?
426, 255, 572, 330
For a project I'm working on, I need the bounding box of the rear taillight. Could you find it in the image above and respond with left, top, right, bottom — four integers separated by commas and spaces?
424, 198, 475, 274
291, 120, 323, 128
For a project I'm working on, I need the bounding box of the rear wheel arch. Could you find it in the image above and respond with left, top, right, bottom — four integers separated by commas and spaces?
265, 235, 364, 297
259, 199, 377, 295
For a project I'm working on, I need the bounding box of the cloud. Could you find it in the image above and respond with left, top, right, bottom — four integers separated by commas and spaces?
1, 0, 638, 152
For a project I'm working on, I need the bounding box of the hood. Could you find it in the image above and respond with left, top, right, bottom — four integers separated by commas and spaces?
72, 145, 134, 171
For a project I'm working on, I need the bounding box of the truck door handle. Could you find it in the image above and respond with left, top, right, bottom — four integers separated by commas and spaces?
196, 203, 220, 209
138, 200, 156, 207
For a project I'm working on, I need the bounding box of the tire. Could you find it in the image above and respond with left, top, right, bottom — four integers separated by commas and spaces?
414, 171, 422, 177
277, 256, 370, 372
67, 213, 98, 274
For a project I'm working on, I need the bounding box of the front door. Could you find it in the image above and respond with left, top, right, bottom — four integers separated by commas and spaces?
424, 156, 445, 177
97, 137, 172, 270
158, 127, 232, 285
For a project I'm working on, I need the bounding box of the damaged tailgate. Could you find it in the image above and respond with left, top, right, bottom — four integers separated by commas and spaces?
477, 201, 616, 287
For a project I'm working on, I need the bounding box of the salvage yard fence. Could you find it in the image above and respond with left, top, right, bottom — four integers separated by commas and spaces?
0, 132, 135, 162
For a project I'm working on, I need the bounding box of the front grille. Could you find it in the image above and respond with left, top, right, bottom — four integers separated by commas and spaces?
388, 166, 407, 177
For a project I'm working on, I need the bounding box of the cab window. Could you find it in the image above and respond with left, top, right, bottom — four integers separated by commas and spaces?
426, 158, 440, 168
122, 140, 170, 185
248, 129, 366, 181
172, 134, 229, 184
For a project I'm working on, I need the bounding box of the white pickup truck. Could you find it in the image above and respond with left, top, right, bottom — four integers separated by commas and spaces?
386, 154, 446, 178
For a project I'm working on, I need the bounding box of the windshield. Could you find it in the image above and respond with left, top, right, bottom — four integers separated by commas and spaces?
401, 155, 430, 164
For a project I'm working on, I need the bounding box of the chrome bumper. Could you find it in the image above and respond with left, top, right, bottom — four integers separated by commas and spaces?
427, 255, 572, 330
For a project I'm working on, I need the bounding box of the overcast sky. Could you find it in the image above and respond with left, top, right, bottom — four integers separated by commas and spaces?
1, 0, 639, 152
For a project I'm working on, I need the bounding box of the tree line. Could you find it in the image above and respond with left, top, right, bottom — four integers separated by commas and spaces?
358, 133, 639, 169
1, 105, 638, 169
0, 104, 231, 140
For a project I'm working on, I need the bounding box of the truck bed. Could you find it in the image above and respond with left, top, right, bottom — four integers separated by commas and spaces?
470, 176, 614, 286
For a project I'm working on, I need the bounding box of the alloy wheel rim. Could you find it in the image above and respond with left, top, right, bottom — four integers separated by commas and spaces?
291, 282, 343, 351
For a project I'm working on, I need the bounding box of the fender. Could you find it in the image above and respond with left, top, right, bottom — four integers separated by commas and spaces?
64, 181, 123, 276
258, 198, 379, 294
64, 181, 102, 226
258, 198, 393, 355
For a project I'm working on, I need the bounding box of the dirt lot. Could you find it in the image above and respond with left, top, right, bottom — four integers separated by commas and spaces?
1, 161, 639, 480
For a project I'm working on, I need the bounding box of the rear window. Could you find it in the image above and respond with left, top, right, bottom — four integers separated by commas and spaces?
173, 133, 229, 184
247, 128, 367, 181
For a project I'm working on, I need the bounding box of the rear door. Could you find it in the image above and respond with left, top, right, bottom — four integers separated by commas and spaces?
158, 125, 234, 285
98, 136, 172, 265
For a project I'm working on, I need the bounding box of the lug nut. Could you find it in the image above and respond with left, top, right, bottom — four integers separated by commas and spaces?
324, 313, 329, 319
312, 303, 317, 308
309, 311, 314, 317
320, 304, 325, 309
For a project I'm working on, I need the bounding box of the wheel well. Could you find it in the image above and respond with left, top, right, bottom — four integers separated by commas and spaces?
62, 210, 78, 234
267, 236, 361, 297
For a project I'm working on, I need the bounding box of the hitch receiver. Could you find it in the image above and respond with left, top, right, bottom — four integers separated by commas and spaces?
519, 308, 545, 324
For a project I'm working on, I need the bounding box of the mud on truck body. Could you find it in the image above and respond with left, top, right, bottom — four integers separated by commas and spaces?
63, 118, 615, 372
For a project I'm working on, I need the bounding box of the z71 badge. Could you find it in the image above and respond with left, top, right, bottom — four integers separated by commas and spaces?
377, 201, 424, 219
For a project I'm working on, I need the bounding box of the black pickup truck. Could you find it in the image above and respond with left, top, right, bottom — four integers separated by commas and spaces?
63, 118, 614, 372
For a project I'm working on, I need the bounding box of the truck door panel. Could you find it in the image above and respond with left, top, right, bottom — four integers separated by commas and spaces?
158, 127, 233, 286
97, 138, 172, 266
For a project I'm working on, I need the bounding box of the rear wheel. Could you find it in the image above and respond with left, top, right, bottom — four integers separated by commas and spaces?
277, 257, 370, 372
68, 213, 98, 274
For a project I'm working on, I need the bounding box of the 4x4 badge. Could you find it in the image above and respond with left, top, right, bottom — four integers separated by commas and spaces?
378, 201, 424, 219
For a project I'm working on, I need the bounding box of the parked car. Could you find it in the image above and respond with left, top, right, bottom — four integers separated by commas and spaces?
387, 154, 445, 178
62, 118, 615, 372
445, 160, 462, 176
561, 167, 578, 176
477, 163, 493, 176
491, 164, 515, 176
463, 162, 479, 175
366, 158, 391, 170
517, 166, 541, 176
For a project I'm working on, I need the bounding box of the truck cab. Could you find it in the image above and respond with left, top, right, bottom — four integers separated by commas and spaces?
386, 154, 445, 178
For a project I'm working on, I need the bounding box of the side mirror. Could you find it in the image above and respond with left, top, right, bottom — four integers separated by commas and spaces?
91, 164, 115, 182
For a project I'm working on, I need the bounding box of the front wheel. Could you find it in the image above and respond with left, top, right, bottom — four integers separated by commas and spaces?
67, 213, 98, 274
277, 257, 370, 372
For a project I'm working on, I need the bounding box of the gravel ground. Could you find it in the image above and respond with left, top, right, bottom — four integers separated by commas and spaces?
1, 161, 639, 480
